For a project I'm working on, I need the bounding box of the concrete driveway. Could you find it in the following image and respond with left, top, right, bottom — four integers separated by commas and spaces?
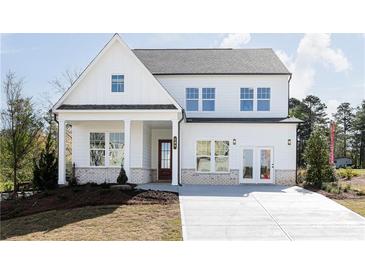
179, 184, 365, 240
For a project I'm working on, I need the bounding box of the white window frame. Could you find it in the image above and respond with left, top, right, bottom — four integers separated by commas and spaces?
240, 87, 254, 112
195, 139, 230, 173
89, 132, 106, 167
196, 140, 212, 172
257, 87, 271, 111
186, 88, 199, 112
214, 140, 230, 173
89, 132, 124, 167
108, 132, 125, 167
202, 88, 215, 112
111, 74, 125, 93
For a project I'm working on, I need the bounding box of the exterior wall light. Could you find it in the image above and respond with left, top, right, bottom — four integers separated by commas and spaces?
288, 139, 292, 145
233, 139, 236, 145
173, 136, 177, 149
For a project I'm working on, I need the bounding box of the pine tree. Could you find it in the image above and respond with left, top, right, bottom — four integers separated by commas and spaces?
334, 102, 354, 158
32, 112, 58, 190
289, 95, 329, 167
304, 129, 335, 188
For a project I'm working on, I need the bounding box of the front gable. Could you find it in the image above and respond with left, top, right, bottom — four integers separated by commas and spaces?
53, 34, 181, 112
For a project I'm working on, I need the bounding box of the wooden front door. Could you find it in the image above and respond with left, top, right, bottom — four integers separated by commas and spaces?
158, 140, 172, 181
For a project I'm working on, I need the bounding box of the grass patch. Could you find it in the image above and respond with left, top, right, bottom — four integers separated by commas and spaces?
334, 199, 365, 217
1, 203, 182, 240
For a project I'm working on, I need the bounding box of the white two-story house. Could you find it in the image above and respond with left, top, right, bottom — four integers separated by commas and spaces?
52, 34, 301, 186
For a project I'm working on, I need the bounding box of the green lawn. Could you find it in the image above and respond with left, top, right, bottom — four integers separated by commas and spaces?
334, 199, 365, 217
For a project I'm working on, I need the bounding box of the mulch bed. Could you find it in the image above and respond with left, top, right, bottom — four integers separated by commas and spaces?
0, 184, 178, 220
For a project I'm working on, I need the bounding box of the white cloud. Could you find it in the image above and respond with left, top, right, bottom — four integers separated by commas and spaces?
276, 33, 351, 99
326, 99, 340, 119
219, 33, 251, 48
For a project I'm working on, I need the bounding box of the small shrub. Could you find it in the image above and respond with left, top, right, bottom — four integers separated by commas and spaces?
117, 164, 128, 184
344, 168, 354, 180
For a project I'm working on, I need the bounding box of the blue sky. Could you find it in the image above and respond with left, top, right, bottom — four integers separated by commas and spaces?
1, 33, 364, 116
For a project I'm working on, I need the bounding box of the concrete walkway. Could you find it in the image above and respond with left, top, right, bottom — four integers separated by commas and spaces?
179, 184, 365, 240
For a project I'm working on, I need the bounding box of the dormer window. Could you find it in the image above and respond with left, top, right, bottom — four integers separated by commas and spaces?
111, 74, 124, 92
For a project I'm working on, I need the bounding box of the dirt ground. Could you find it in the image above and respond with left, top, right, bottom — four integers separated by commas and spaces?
1, 203, 182, 240
1, 184, 182, 240
1, 184, 178, 220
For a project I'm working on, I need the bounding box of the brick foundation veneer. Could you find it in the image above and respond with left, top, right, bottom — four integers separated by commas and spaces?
130, 168, 154, 184
275, 169, 296, 185
75, 167, 120, 184
75, 167, 155, 184
181, 169, 239, 185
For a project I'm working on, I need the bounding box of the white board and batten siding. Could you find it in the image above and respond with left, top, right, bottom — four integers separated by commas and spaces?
157, 74, 289, 118
62, 39, 174, 106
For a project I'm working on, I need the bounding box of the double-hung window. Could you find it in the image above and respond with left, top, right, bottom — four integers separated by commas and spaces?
215, 141, 229, 172
196, 140, 229, 172
111, 74, 124, 92
186, 88, 199, 111
90, 133, 105, 166
196, 141, 211, 172
240, 88, 254, 111
202, 88, 215, 111
257, 87, 271, 111
109, 133, 125, 166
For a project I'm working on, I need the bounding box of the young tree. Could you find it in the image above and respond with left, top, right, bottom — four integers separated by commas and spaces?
304, 129, 335, 188
289, 95, 329, 166
334, 102, 354, 158
32, 111, 58, 190
1, 72, 43, 194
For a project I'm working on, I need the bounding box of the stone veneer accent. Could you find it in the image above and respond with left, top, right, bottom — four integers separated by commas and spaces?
275, 169, 296, 185
182, 169, 239, 185
75, 167, 120, 184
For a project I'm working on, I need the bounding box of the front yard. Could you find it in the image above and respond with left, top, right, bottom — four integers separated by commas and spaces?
1, 184, 182, 240
304, 169, 365, 217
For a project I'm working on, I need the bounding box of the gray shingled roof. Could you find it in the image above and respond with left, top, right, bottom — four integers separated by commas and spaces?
133, 48, 290, 75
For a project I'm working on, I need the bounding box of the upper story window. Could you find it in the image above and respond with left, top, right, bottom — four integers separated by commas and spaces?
111, 74, 124, 92
202, 88, 215, 111
240, 88, 254, 111
186, 88, 199, 111
257, 87, 271, 111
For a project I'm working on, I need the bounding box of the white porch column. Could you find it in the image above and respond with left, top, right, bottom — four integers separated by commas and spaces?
172, 119, 179, 185
58, 119, 66, 185
124, 119, 131, 179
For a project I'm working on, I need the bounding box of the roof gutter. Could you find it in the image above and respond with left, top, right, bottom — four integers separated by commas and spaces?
177, 109, 185, 186
288, 74, 292, 117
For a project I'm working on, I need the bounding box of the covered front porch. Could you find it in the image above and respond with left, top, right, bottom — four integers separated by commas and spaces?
57, 111, 181, 186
